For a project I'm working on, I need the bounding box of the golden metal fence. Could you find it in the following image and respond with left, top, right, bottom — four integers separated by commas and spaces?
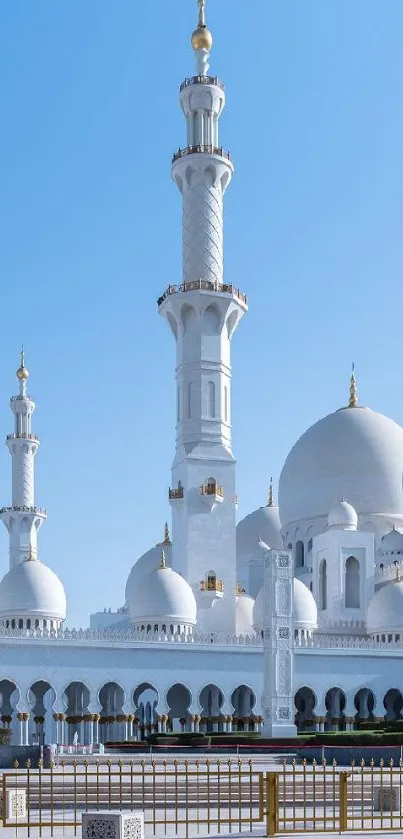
2, 757, 264, 836
4, 756, 403, 837
274, 757, 403, 834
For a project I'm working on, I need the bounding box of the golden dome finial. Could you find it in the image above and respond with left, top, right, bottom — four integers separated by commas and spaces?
27, 543, 36, 561
192, 0, 213, 53
159, 550, 166, 570
268, 477, 274, 507
164, 522, 170, 544
348, 362, 358, 408
16, 345, 29, 382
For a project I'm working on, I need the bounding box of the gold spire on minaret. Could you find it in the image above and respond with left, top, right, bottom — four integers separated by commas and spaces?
268, 477, 274, 507
164, 522, 170, 544
159, 550, 167, 570
191, 0, 213, 52
16, 346, 29, 382
348, 363, 358, 408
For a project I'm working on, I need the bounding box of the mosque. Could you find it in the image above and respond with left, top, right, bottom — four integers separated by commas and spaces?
1, 1, 403, 748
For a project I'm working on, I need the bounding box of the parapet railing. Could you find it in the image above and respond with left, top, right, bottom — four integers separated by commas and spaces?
158, 279, 247, 307
180, 74, 225, 92
172, 144, 231, 163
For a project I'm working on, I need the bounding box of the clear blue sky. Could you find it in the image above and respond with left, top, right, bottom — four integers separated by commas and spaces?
0, 1, 402, 626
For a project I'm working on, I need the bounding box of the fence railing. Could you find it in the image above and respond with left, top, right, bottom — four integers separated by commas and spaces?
4, 756, 403, 836
2, 758, 264, 837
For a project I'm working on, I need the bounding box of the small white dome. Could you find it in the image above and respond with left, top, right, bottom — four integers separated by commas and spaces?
129, 562, 197, 627
252, 578, 317, 633
380, 528, 403, 556
367, 579, 403, 634
236, 505, 282, 569
125, 542, 172, 605
0, 559, 66, 622
328, 500, 358, 531
235, 591, 255, 635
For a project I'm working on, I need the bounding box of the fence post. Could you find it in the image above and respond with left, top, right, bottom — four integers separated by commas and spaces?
339, 771, 348, 832
266, 772, 278, 837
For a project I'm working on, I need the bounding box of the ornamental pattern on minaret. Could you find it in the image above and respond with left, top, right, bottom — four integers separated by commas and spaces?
0, 351, 47, 568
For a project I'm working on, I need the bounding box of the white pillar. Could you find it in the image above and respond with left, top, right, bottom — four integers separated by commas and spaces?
263, 548, 297, 738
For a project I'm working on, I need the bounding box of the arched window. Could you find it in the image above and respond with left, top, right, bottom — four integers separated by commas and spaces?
345, 555, 360, 608
207, 381, 215, 418
319, 560, 327, 611
295, 541, 305, 568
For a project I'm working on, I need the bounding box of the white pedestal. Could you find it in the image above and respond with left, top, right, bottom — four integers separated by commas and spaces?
374, 786, 400, 812
82, 811, 144, 839
0, 789, 27, 821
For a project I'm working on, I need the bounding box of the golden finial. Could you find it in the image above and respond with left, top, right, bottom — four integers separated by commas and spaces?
348, 363, 358, 408
164, 522, 170, 544
268, 477, 274, 507
27, 544, 36, 561
16, 345, 29, 382
192, 0, 212, 52
236, 582, 245, 595
159, 550, 166, 570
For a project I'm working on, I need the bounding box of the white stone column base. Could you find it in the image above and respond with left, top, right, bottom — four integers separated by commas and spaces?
82, 811, 144, 839
0, 789, 27, 822
264, 723, 297, 739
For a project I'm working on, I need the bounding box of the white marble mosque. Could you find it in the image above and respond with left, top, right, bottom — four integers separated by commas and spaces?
0, 1, 403, 747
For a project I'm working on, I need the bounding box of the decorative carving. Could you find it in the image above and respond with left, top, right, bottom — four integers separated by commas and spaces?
278, 627, 290, 639
278, 554, 290, 567
278, 706, 291, 720
82, 812, 144, 839
275, 579, 291, 613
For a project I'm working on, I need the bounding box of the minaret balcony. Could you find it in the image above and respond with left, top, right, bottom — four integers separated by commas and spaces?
172, 145, 232, 164
180, 75, 225, 93
157, 279, 247, 308
200, 578, 224, 595
199, 482, 224, 509
0, 505, 47, 516
169, 486, 184, 502
7, 433, 39, 442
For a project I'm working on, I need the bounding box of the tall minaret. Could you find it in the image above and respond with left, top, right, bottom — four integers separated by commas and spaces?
0, 351, 46, 567
158, 1, 247, 632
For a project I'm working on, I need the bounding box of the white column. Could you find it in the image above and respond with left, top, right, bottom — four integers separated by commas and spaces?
263, 548, 297, 738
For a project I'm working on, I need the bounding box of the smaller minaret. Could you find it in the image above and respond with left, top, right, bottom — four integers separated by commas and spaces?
0, 352, 46, 567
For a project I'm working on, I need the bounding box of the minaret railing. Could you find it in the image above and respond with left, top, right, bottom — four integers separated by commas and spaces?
180, 75, 224, 92
172, 144, 231, 163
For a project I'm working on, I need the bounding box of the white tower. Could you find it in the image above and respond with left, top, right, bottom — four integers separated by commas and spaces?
0, 352, 46, 567
158, 1, 247, 632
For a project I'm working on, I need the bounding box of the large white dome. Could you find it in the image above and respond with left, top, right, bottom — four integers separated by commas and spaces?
279, 406, 403, 527
252, 578, 317, 633
0, 559, 66, 623
129, 561, 197, 627
125, 541, 172, 605
367, 579, 403, 635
